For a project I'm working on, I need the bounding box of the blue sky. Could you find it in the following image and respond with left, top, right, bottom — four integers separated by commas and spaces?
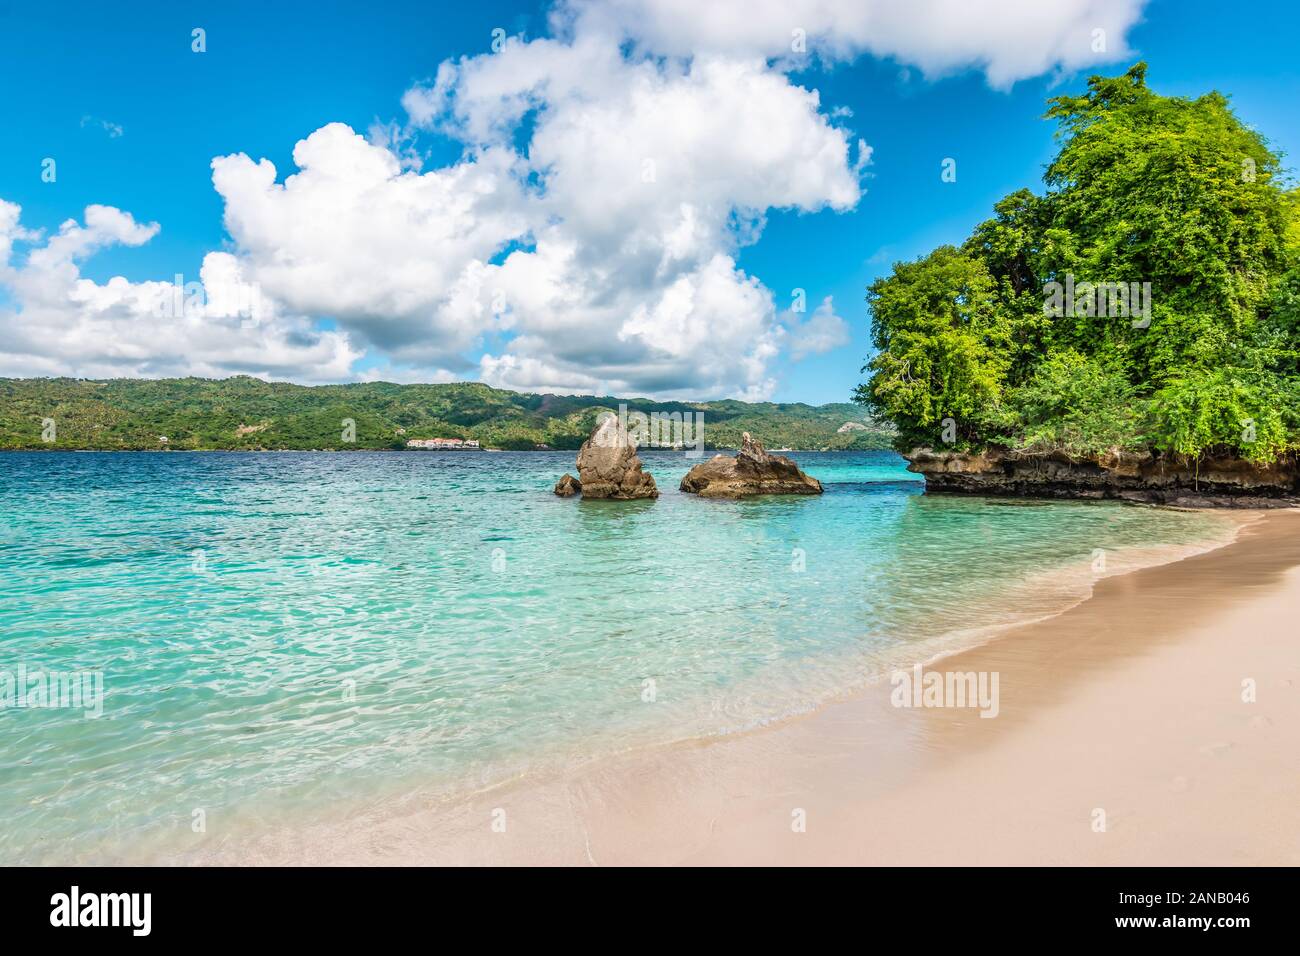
1, 0, 1296, 404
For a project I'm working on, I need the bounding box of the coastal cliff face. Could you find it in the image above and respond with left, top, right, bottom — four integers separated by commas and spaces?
907, 447, 1299, 508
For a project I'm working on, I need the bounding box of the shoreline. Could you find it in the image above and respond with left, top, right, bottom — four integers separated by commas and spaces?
908, 447, 1300, 509
0, 446, 890, 454
172, 507, 1299, 866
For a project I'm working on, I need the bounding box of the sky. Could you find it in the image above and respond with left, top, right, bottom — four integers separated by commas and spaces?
1, 0, 1297, 405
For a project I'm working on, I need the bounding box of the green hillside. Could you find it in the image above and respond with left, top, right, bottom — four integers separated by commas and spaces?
0, 376, 893, 452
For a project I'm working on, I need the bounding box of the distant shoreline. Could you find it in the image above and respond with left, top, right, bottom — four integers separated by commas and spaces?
0, 376, 895, 455
0, 446, 860, 454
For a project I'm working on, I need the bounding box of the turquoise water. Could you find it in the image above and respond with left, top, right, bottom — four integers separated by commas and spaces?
0, 450, 1234, 862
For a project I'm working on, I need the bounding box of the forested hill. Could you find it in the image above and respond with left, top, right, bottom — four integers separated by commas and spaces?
0, 377, 893, 451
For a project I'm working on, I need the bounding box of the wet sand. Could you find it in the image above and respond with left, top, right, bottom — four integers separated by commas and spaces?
188, 508, 1300, 866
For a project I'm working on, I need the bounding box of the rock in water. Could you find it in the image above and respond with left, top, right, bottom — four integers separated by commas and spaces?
571, 414, 659, 499
680, 432, 822, 498
553, 473, 581, 497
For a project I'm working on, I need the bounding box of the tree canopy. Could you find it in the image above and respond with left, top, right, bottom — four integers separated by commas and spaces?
857, 63, 1299, 464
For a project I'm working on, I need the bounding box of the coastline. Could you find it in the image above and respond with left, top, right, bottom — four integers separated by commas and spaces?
174, 507, 1300, 866
907, 447, 1300, 508
0, 446, 885, 454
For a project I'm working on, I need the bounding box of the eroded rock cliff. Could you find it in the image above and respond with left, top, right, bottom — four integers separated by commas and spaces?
907, 447, 1299, 508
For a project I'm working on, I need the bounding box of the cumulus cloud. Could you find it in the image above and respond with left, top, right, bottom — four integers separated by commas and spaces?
0, 0, 1147, 393
211, 123, 529, 370
229, 0, 1140, 397
785, 295, 850, 360
406, 42, 863, 398
0, 200, 359, 380
559, 0, 1145, 87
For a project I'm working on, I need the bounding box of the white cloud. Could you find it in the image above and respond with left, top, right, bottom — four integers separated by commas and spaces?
386, 27, 868, 398
559, 0, 1145, 87
210, 122, 530, 369
229, 0, 1142, 397
0, 200, 359, 381
0, 0, 1148, 394
0, 199, 38, 267
785, 295, 850, 360
80, 116, 125, 138
355, 363, 460, 385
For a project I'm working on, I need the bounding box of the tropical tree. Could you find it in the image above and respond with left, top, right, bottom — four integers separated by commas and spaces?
858, 63, 1299, 465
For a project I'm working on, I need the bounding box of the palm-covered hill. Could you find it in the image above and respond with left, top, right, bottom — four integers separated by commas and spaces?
0, 376, 892, 451
857, 64, 1300, 466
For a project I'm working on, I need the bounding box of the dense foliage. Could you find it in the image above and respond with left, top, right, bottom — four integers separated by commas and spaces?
0, 376, 892, 452
857, 64, 1300, 464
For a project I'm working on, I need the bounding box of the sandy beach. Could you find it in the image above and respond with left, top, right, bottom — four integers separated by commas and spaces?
182, 507, 1300, 867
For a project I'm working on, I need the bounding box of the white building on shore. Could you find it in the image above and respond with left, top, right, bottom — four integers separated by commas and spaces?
406, 438, 481, 450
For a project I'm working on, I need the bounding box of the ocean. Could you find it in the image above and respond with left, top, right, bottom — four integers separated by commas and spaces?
0, 450, 1236, 862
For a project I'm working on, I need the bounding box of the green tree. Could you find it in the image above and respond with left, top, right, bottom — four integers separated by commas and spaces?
855, 246, 1010, 447
1000, 349, 1142, 457
857, 63, 1299, 467
1041, 62, 1290, 383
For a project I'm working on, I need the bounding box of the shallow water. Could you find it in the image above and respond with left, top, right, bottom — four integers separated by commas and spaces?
0, 450, 1235, 862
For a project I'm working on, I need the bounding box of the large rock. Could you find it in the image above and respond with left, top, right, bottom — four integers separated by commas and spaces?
680, 433, 823, 498
569, 415, 659, 499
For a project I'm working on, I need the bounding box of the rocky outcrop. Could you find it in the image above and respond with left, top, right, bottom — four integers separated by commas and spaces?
680, 433, 823, 498
907, 446, 1300, 508
553, 473, 581, 497
564, 414, 659, 499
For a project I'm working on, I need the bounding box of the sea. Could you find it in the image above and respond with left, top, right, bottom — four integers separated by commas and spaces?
0, 449, 1238, 862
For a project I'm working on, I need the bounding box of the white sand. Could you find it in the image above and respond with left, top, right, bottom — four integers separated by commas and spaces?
183, 509, 1300, 866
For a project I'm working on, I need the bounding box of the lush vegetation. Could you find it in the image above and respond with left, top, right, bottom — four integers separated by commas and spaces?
857, 64, 1300, 465
0, 376, 892, 452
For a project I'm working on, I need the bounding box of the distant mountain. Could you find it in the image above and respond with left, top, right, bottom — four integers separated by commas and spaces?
0, 376, 894, 452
